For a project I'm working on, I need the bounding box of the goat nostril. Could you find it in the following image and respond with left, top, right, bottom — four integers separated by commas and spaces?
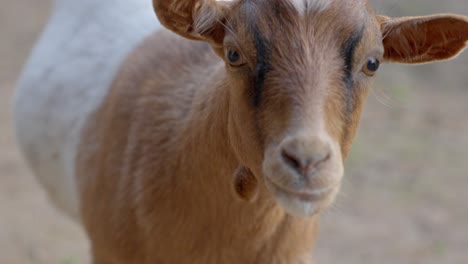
281, 149, 303, 173
281, 148, 331, 175
305, 153, 330, 172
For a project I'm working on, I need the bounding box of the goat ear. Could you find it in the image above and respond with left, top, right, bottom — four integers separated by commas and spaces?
153, 0, 228, 46
377, 14, 468, 64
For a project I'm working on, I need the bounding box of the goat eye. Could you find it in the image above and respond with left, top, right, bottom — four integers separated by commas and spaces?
226, 48, 245, 66
363, 57, 380, 76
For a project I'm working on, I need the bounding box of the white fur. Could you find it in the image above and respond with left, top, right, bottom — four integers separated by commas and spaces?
290, 0, 331, 15
14, 0, 159, 219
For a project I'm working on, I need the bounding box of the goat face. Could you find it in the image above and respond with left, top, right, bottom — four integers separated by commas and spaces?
219, 0, 382, 216
154, 0, 468, 217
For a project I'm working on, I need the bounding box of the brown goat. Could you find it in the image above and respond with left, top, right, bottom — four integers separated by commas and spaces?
17, 0, 468, 263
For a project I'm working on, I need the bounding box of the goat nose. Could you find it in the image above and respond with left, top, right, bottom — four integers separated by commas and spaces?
280, 139, 331, 175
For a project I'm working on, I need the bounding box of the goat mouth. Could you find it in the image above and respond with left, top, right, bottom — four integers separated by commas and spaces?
265, 177, 335, 202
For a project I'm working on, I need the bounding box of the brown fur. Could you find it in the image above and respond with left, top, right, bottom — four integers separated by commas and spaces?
78, 31, 318, 264
77, 0, 468, 263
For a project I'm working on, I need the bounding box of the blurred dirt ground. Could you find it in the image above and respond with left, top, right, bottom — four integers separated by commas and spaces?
1, 1, 467, 263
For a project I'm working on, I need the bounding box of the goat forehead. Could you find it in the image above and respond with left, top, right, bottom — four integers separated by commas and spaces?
234, 0, 369, 107
238, 1, 366, 46
239, 0, 367, 31
242, 0, 367, 14
233, 0, 370, 75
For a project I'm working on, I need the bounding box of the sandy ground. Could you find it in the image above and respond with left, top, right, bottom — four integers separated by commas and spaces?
1, 1, 467, 263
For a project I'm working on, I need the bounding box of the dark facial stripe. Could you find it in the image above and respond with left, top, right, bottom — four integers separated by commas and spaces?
342, 28, 364, 88
341, 27, 364, 143
252, 28, 271, 108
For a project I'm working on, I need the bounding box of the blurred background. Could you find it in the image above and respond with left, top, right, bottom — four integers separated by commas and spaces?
0, 0, 467, 263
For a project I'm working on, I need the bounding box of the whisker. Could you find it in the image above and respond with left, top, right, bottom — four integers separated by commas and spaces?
370, 86, 405, 109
